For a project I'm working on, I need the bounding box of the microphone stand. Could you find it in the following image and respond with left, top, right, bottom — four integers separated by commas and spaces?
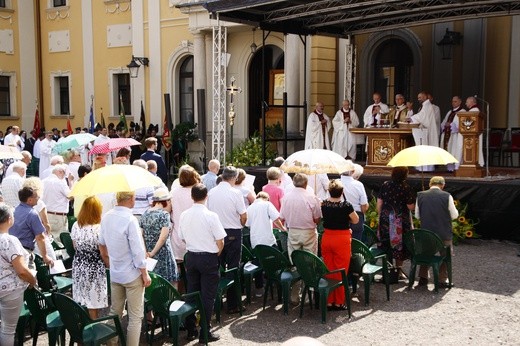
474, 95, 490, 177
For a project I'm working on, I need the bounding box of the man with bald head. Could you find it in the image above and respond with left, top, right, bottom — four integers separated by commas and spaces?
363, 92, 389, 127
388, 94, 408, 126
305, 102, 331, 150
332, 100, 359, 159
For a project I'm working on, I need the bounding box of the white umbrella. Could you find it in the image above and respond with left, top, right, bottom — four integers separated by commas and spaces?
280, 149, 354, 175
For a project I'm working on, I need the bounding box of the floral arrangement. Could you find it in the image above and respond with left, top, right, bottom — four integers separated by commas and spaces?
365, 196, 379, 229
364, 196, 478, 245
451, 200, 479, 244
226, 132, 276, 167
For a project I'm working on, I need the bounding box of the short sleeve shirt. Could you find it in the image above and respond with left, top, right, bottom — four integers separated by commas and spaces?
0, 233, 30, 297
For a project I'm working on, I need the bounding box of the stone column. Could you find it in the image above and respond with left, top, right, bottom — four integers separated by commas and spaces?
285, 34, 302, 153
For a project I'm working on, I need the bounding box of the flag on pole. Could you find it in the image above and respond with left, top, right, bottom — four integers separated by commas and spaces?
100, 107, 106, 128
66, 117, 73, 134
119, 93, 129, 132
33, 106, 41, 137
162, 116, 172, 151
162, 94, 173, 150
89, 102, 95, 133
140, 101, 146, 138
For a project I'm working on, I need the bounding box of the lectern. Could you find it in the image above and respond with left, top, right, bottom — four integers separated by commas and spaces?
455, 111, 485, 177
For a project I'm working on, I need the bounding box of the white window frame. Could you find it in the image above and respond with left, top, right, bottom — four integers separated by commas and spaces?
0, 71, 16, 116
50, 71, 72, 116
108, 68, 132, 118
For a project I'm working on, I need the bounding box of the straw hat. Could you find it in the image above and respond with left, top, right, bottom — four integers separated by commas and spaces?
152, 188, 171, 202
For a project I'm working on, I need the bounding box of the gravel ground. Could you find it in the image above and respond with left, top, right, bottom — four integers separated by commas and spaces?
26, 239, 520, 345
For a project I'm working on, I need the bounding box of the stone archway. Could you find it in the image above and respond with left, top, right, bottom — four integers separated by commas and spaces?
247, 45, 284, 137
359, 29, 422, 111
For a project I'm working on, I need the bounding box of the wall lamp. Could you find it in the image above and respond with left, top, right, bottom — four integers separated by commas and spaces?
436, 29, 462, 60
127, 55, 149, 78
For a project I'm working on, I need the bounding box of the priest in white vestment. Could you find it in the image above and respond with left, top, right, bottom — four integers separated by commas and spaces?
331, 100, 359, 159
440, 96, 465, 171
409, 92, 439, 171
305, 102, 331, 150
363, 92, 389, 127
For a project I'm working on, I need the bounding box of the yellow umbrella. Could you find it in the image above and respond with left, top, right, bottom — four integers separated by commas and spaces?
387, 145, 458, 167
281, 149, 354, 174
69, 164, 162, 197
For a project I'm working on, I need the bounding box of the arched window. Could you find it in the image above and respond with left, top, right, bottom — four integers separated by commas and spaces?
374, 39, 414, 104
179, 56, 194, 123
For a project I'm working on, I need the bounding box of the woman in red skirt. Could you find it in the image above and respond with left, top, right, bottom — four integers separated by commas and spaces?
321, 179, 359, 310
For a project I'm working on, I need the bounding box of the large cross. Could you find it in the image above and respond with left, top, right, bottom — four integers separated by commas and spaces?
227, 76, 242, 105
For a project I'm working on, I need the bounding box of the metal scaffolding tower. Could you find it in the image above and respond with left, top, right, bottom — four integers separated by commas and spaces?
211, 24, 227, 163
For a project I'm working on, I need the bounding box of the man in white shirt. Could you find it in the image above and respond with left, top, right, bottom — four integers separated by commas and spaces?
207, 166, 247, 314
4, 125, 24, 151
331, 100, 360, 159
42, 164, 72, 241
340, 167, 369, 240
40, 155, 65, 180
1, 161, 26, 208
4, 151, 31, 178
179, 183, 226, 343
363, 92, 390, 127
99, 191, 150, 346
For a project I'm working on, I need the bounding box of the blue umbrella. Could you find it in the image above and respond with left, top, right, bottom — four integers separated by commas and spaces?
52, 133, 97, 154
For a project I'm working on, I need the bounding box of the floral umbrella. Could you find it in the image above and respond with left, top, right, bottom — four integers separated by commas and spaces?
89, 137, 141, 155
0, 145, 23, 160
280, 149, 354, 174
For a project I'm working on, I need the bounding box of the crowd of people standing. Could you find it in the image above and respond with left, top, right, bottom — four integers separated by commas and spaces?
0, 115, 460, 345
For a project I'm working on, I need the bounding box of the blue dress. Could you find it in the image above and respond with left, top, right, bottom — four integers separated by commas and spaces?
140, 209, 179, 281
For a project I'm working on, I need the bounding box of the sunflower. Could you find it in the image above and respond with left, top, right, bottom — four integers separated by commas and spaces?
370, 221, 375, 228
465, 230, 473, 238
454, 200, 460, 207
458, 216, 466, 223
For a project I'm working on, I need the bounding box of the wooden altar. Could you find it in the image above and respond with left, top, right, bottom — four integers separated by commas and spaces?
350, 127, 414, 172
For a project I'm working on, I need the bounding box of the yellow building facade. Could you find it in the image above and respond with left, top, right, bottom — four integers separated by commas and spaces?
0, 1, 518, 166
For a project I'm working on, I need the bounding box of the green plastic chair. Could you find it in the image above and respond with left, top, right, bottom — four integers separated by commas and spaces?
361, 224, 389, 260
350, 239, 390, 306
34, 255, 72, 293
273, 229, 289, 259
214, 266, 242, 323
403, 229, 453, 292
24, 287, 65, 346
254, 244, 300, 315
290, 250, 351, 323
52, 292, 126, 346
146, 272, 207, 346
59, 232, 75, 269
16, 302, 31, 346
242, 226, 252, 251
241, 244, 263, 305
